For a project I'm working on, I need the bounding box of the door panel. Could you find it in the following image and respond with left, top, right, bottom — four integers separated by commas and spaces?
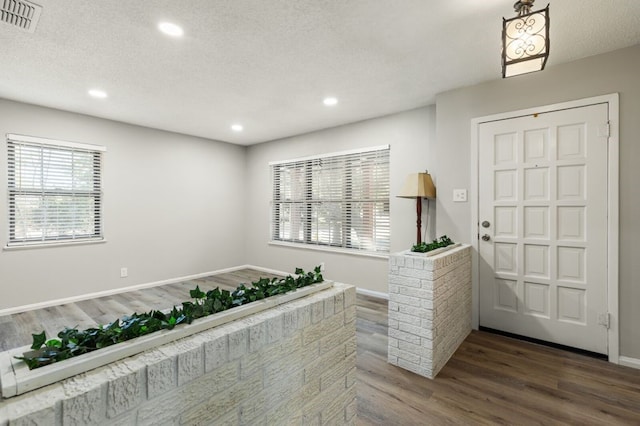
478, 103, 609, 354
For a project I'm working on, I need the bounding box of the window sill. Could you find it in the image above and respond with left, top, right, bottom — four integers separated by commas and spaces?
268, 240, 389, 259
4, 239, 107, 251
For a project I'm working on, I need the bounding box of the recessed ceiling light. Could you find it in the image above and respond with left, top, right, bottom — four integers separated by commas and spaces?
231, 124, 244, 132
88, 89, 108, 99
158, 22, 184, 37
323, 97, 338, 106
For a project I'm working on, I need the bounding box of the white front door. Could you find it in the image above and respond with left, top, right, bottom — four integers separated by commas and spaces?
478, 103, 609, 354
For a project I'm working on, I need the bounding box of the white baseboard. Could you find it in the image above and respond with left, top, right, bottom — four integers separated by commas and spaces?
0, 265, 278, 317
243, 264, 292, 277
247, 265, 389, 301
356, 287, 389, 300
0, 265, 377, 316
618, 356, 640, 370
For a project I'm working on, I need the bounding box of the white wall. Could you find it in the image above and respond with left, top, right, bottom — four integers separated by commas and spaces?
0, 102, 436, 309
244, 106, 436, 294
0, 99, 246, 311
2, 45, 635, 356
434, 44, 640, 358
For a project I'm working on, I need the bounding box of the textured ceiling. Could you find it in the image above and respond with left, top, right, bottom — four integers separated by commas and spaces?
1, 0, 639, 145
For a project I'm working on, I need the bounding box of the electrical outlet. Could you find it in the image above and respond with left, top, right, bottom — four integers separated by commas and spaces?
120, 267, 128, 278
453, 189, 467, 202
320, 262, 325, 271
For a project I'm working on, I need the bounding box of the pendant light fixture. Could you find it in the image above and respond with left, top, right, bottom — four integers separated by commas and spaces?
502, 0, 550, 78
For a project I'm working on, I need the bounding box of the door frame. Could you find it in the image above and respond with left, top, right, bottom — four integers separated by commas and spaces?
470, 94, 619, 363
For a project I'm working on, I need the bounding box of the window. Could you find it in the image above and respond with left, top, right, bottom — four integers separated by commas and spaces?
271, 145, 390, 254
6, 134, 105, 247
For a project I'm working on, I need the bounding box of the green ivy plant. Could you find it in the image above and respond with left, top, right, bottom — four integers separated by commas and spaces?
411, 235, 454, 253
16, 266, 323, 370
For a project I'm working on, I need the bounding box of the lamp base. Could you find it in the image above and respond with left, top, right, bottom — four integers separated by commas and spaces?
415, 197, 422, 244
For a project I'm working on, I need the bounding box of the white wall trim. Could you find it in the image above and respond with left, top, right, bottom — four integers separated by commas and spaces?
356, 287, 389, 300
470, 93, 620, 364
7, 133, 107, 152
0, 263, 382, 316
0, 265, 282, 317
242, 264, 293, 277
607, 94, 620, 364
619, 356, 640, 370
269, 144, 389, 166
267, 241, 389, 260
242, 265, 391, 300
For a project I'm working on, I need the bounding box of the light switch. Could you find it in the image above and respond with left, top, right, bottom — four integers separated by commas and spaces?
453, 189, 467, 202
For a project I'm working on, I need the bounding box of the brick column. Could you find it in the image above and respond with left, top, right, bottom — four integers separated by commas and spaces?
388, 244, 471, 378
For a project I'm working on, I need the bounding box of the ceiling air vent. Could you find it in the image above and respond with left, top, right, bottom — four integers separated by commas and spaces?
1, 0, 42, 33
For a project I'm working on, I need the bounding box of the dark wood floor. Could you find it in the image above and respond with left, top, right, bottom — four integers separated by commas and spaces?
356, 294, 640, 425
0, 269, 257, 351
2, 270, 640, 424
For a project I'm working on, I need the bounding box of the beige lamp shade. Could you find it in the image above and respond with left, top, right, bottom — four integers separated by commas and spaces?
397, 172, 436, 199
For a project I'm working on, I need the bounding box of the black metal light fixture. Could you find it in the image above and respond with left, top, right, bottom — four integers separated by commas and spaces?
502, 0, 550, 78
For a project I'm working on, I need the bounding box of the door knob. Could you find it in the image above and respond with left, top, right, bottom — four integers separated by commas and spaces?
481, 234, 491, 241
482, 221, 490, 228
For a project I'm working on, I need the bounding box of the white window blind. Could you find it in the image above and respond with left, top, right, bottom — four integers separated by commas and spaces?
271, 145, 390, 254
6, 134, 105, 247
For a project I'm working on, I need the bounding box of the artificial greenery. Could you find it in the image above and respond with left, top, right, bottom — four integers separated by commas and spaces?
16, 266, 323, 370
410, 235, 454, 253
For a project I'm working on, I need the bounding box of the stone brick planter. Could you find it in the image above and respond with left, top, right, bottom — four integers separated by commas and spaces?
1, 281, 333, 399
0, 283, 357, 425
388, 244, 471, 378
